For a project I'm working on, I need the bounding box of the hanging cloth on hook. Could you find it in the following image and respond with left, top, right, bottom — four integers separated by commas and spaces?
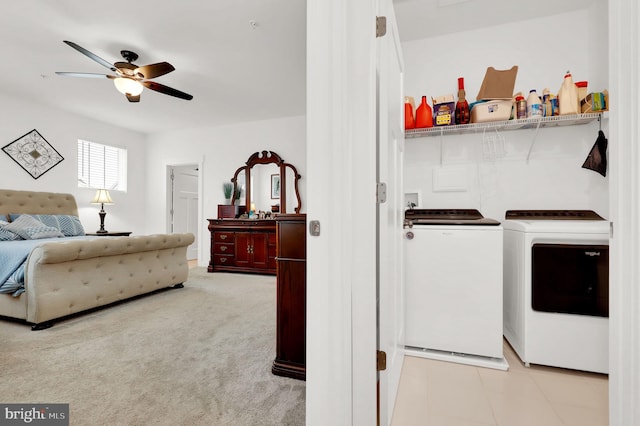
582, 130, 608, 177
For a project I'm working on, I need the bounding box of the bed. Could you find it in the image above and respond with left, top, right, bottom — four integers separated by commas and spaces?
0, 189, 194, 330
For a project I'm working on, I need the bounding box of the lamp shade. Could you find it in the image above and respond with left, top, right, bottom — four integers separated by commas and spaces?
113, 77, 144, 96
91, 189, 114, 205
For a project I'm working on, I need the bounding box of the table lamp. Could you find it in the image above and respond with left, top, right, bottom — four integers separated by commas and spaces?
91, 189, 113, 233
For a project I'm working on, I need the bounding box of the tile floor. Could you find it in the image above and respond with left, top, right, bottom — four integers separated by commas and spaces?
391, 339, 609, 426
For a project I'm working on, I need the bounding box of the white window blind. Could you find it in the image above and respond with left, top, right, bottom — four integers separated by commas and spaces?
77, 140, 127, 191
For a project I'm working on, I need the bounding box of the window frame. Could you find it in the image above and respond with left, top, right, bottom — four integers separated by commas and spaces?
77, 139, 127, 192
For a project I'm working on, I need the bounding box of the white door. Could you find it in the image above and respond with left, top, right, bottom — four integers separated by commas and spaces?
377, 1, 405, 424
170, 165, 198, 260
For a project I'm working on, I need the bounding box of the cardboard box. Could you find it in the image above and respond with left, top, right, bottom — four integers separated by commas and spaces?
432, 94, 455, 126
471, 100, 513, 123
476, 66, 518, 101
581, 92, 608, 113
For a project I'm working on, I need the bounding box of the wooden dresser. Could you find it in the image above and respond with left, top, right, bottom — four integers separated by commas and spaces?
272, 214, 306, 380
207, 219, 276, 275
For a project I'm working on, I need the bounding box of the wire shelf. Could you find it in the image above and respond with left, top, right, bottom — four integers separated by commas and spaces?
405, 112, 605, 139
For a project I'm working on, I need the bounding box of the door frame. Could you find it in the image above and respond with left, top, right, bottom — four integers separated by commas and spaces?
608, 0, 639, 423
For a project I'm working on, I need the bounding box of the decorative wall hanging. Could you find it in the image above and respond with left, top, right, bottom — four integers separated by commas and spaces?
2, 129, 64, 179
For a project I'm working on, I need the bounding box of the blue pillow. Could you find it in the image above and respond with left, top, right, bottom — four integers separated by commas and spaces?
4, 215, 64, 240
0, 220, 22, 241
9, 214, 85, 237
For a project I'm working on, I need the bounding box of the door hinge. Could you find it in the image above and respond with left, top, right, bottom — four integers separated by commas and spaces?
377, 350, 387, 371
376, 16, 387, 38
376, 182, 387, 204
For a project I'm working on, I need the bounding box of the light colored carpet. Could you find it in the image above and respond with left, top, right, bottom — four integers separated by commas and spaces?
0, 267, 305, 425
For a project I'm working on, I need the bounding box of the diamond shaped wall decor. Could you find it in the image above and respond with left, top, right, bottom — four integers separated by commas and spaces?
2, 129, 64, 179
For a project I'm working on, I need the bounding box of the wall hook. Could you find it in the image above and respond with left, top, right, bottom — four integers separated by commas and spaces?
598, 113, 602, 131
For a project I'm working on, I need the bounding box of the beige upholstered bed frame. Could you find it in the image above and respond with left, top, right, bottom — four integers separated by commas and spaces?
0, 189, 194, 329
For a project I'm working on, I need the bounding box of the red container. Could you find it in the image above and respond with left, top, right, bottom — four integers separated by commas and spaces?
415, 96, 433, 128
404, 100, 415, 129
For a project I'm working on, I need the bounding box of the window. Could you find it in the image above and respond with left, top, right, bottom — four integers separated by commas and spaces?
77, 140, 127, 191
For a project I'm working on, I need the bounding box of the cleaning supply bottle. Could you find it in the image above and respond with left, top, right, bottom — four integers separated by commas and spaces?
527, 89, 543, 118
515, 95, 527, 119
415, 96, 433, 128
455, 77, 470, 125
404, 96, 416, 129
542, 88, 552, 117
550, 94, 559, 116
558, 71, 580, 115
575, 81, 588, 103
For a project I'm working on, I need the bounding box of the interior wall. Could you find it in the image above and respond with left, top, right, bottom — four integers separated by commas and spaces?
0, 92, 148, 234
402, 6, 610, 221
145, 115, 306, 265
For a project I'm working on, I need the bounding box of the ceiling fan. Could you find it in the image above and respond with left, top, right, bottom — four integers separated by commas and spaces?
55, 40, 193, 103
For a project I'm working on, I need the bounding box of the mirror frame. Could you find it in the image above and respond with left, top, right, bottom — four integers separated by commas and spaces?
231, 150, 302, 214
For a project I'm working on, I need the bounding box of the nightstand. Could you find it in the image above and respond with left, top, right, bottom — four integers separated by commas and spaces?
85, 231, 132, 237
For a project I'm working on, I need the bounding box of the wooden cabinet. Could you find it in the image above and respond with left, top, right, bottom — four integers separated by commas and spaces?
207, 219, 276, 275
235, 231, 272, 269
272, 214, 306, 380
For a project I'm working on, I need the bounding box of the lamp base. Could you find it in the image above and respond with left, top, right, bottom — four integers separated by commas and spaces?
97, 208, 108, 234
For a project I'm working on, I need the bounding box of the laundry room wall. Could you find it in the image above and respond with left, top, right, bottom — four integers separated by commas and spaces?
402, 3, 609, 221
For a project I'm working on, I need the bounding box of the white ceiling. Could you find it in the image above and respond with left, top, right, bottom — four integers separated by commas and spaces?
393, 0, 597, 42
0, 1, 307, 135
0, 0, 595, 136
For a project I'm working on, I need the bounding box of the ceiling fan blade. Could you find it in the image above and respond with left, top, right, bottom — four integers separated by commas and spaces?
143, 81, 193, 101
55, 72, 114, 79
63, 40, 116, 72
126, 94, 141, 103
134, 62, 175, 79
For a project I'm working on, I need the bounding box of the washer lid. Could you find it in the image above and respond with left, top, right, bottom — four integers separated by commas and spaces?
405, 209, 500, 226
502, 210, 609, 233
505, 210, 605, 221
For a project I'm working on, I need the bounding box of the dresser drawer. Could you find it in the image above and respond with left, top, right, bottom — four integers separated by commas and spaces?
213, 254, 234, 265
214, 232, 235, 243
214, 243, 234, 255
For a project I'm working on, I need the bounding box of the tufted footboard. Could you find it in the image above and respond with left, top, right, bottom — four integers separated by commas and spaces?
20, 233, 195, 327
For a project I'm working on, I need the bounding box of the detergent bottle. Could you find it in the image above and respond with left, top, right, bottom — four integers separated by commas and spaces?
415, 96, 433, 128
527, 89, 543, 118
404, 96, 415, 129
558, 71, 580, 115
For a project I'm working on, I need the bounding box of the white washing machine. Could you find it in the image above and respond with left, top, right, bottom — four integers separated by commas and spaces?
502, 210, 609, 374
404, 209, 507, 370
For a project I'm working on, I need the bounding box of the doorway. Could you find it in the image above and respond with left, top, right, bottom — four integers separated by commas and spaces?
168, 164, 199, 260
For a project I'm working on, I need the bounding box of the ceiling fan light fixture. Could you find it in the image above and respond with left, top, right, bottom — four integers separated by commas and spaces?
113, 77, 143, 96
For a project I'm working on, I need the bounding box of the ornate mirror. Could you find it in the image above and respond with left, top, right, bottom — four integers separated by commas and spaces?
231, 151, 301, 214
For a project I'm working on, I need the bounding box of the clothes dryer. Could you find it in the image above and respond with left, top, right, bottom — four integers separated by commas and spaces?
502, 210, 609, 373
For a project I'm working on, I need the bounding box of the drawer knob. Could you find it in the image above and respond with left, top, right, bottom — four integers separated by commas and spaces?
221, 246, 227, 252
220, 235, 227, 240
220, 258, 227, 263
